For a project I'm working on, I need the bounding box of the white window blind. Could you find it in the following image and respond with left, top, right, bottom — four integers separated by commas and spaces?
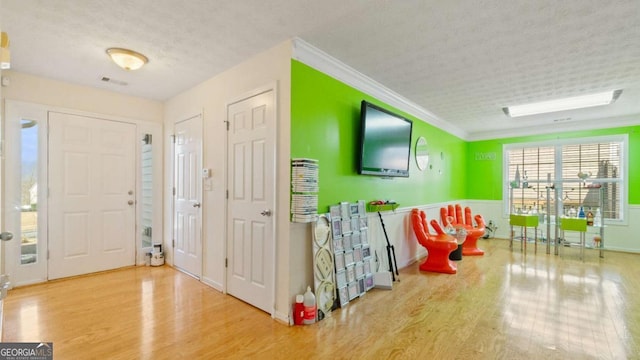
504, 136, 626, 222
507, 146, 555, 214
562, 142, 622, 220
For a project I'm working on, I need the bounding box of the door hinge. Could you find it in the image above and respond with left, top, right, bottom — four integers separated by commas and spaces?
173, 187, 176, 196
171, 134, 176, 143
225, 121, 229, 131
225, 258, 228, 268
226, 189, 229, 199
172, 239, 175, 248
47, 250, 50, 260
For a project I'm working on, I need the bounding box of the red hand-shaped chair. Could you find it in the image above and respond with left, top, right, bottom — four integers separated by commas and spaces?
410, 208, 458, 274
440, 204, 486, 256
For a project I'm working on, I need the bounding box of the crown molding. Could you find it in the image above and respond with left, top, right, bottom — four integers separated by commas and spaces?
291, 37, 468, 140
291, 38, 638, 143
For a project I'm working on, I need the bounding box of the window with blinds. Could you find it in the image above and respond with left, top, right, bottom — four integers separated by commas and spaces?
504, 135, 626, 222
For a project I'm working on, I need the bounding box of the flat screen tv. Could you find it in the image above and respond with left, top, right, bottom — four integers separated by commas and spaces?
358, 100, 413, 177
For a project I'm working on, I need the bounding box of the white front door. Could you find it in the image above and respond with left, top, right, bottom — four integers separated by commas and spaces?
48, 112, 136, 279
226, 89, 276, 314
173, 115, 202, 277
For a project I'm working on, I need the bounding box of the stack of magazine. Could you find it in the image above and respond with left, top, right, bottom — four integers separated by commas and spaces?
291, 158, 319, 223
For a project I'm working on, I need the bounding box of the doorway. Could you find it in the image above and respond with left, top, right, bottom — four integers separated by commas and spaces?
4, 101, 160, 285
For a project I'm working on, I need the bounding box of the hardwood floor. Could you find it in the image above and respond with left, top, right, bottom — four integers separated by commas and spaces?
3, 239, 639, 359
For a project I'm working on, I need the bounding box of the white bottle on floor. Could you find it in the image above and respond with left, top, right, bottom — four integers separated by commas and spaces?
303, 286, 316, 324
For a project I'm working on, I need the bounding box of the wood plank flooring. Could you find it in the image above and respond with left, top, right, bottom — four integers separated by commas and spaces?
3, 239, 639, 359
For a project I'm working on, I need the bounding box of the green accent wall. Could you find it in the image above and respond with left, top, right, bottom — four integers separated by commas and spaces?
467, 126, 640, 204
291, 59, 640, 208
291, 60, 466, 212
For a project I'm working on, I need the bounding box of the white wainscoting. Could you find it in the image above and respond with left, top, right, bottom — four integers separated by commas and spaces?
465, 200, 508, 239
467, 200, 640, 254
366, 202, 462, 272
586, 205, 639, 253
368, 201, 640, 271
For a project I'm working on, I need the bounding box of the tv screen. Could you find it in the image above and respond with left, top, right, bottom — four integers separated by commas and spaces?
358, 101, 413, 177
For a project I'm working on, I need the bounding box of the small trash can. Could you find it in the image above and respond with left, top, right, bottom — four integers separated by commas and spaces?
449, 227, 467, 261
449, 244, 463, 261
150, 252, 164, 266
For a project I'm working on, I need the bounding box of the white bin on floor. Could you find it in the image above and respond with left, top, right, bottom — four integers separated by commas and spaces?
150, 252, 164, 266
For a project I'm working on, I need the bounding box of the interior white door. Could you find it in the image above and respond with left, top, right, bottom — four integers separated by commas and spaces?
48, 112, 136, 279
226, 89, 276, 314
173, 115, 202, 277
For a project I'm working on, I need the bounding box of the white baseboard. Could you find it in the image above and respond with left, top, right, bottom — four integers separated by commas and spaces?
201, 277, 223, 292
273, 309, 290, 325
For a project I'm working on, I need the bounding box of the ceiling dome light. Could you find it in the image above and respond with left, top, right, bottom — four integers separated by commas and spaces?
106, 48, 148, 71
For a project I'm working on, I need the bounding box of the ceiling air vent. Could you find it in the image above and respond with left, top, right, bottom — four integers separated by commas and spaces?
101, 76, 128, 86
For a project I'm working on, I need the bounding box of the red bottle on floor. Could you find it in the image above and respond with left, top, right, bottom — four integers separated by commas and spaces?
293, 294, 304, 325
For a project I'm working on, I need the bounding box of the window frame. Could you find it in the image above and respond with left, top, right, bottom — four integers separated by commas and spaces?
502, 134, 628, 224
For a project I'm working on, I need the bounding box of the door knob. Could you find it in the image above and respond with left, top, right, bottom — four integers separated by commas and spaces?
128, 200, 135, 205
260, 209, 272, 217
193, 202, 201, 208
0, 232, 13, 241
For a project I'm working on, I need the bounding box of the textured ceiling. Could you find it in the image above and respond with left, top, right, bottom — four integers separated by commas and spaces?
2, 0, 640, 139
